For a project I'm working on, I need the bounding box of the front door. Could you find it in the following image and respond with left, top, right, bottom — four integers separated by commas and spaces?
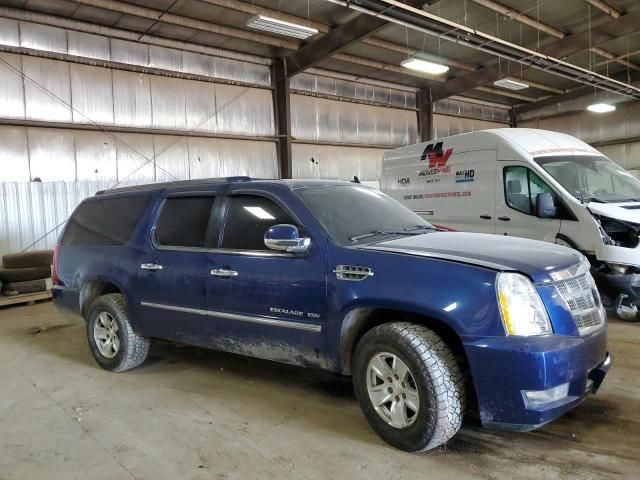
134, 192, 221, 342
205, 192, 327, 367
496, 163, 562, 242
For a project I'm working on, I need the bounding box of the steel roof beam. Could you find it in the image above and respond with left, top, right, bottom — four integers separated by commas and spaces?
329, 0, 640, 101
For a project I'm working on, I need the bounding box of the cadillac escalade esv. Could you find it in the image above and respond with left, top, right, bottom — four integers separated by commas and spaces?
52, 177, 611, 452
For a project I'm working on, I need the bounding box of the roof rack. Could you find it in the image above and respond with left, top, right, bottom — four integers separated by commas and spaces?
95, 176, 252, 195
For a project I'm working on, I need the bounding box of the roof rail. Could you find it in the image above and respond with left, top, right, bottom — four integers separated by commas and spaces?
96, 177, 253, 195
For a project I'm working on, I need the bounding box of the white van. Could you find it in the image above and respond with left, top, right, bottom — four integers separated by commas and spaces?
381, 128, 640, 320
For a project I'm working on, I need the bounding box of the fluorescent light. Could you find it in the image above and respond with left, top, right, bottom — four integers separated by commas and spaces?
401, 57, 449, 75
494, 78, 529, 91
243, 206, 275, 220
246, 15, 318, 40
587, 103, 616, 113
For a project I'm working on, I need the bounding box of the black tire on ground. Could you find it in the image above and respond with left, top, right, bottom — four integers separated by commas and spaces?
2, 250, 54, 269
0, 266, 52, 283
1, 278, 50, 295
86, 293, 150, 372
352, 322, 466, 453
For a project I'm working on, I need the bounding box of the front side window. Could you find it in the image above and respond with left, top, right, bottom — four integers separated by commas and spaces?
222, 195, 296, 250
155, 196, 215, 248
504, 166, 555, 216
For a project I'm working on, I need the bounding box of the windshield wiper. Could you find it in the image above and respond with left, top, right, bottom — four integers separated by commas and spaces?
348, 230, 423, 242
581, 196, 606, 203
403, 225, 436, 232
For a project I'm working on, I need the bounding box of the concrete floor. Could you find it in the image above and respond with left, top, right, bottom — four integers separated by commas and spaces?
0, 302, 638, 480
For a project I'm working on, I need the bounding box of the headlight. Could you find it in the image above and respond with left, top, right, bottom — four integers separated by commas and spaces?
496, 272, 552, 336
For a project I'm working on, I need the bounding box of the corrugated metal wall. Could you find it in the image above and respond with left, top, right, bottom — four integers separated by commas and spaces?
0, 17, 510, 257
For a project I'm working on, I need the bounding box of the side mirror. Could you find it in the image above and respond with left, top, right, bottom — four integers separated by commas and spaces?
264, 224, 310, 255
536, 192, 557, 218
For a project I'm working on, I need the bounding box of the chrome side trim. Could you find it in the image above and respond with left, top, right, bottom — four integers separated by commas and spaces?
140, 301, 321, 332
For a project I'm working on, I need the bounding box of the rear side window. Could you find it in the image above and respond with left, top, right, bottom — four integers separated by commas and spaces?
62, 195, 151, 246
222, 195, 296, 250
155, 196, 215, 248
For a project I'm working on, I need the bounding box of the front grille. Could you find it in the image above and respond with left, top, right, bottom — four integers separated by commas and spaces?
554, 273, 604, 335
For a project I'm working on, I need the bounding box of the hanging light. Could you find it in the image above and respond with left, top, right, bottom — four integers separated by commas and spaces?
587, 103, 616, 113
401, 57, 449, 75
246, 15, 318, 40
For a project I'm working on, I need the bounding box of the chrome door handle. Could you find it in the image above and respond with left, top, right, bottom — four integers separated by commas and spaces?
210, 268, 238, 277
140, 263, 163, 271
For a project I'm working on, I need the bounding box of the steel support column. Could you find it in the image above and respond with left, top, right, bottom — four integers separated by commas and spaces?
417, 88, 434, 141
272, 58, 292, 179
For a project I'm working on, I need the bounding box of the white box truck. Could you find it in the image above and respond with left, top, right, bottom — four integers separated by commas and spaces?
381, 128, 640, 320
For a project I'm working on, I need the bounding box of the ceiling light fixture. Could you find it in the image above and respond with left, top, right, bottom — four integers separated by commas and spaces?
587, 103, 616, 113
246, 15, 318, 40
401, 57, 449, 75
494, 78, 529, 91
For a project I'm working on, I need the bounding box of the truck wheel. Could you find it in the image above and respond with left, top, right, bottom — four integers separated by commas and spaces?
86, 293, 149, 372
352, 322, 465, 452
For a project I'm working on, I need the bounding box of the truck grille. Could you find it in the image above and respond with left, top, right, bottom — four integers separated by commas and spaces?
554, 273, 604, 335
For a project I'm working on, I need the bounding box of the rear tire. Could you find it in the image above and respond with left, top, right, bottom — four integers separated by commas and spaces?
86, 293, 149, 372
352, 322, 465, 452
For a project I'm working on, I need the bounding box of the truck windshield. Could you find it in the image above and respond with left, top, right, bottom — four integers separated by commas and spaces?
535, 155, 640, 203
297, 185, 434, 245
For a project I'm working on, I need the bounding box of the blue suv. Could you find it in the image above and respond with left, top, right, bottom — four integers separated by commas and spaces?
53, 177, 611, 452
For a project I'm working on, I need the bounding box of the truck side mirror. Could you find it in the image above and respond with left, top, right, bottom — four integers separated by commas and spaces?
536, 192, 557, 218
264, 224, 310, 256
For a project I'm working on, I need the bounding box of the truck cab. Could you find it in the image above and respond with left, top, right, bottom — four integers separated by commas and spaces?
53, 177, 611, 452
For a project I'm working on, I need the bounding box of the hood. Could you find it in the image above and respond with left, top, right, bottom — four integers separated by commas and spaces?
361, 232, 584, 284
588, 201, 640, 224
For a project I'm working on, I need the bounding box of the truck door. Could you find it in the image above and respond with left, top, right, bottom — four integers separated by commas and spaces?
496, 163, 562, 242
134, 190, 223, 342
205, 191, 327, 367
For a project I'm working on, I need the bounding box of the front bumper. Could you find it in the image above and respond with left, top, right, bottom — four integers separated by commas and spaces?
463, 330, 611, 432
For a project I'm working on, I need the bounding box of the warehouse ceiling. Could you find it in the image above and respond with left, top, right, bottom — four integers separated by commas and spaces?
2, 0, 640, 110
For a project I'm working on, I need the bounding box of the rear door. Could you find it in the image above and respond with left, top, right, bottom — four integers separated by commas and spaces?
134, 190, 222, 342
495, 163, 563, 241
204, 190, 327, 367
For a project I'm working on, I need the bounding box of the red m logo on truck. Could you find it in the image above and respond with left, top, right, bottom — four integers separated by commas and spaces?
420, 142, 453, 168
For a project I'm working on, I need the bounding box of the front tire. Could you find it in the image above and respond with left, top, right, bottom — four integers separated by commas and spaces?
352, 322, 465, 452
86, 293, 149, 372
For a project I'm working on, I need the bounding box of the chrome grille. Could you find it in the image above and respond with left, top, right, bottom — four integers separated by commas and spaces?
554, 273, 604, 335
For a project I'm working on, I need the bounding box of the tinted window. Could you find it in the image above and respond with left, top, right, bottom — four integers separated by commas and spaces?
155, 196, 215, 247
62, 195, 151, 246
297, 185, 431, 245
504, 166, 555, 215
222, 195, 296, 250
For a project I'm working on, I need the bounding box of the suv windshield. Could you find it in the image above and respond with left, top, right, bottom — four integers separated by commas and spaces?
535, 155, 640, 203
297, 185, 433, 245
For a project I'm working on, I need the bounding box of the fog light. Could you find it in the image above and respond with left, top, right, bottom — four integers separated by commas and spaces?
523, 383, 569, 406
